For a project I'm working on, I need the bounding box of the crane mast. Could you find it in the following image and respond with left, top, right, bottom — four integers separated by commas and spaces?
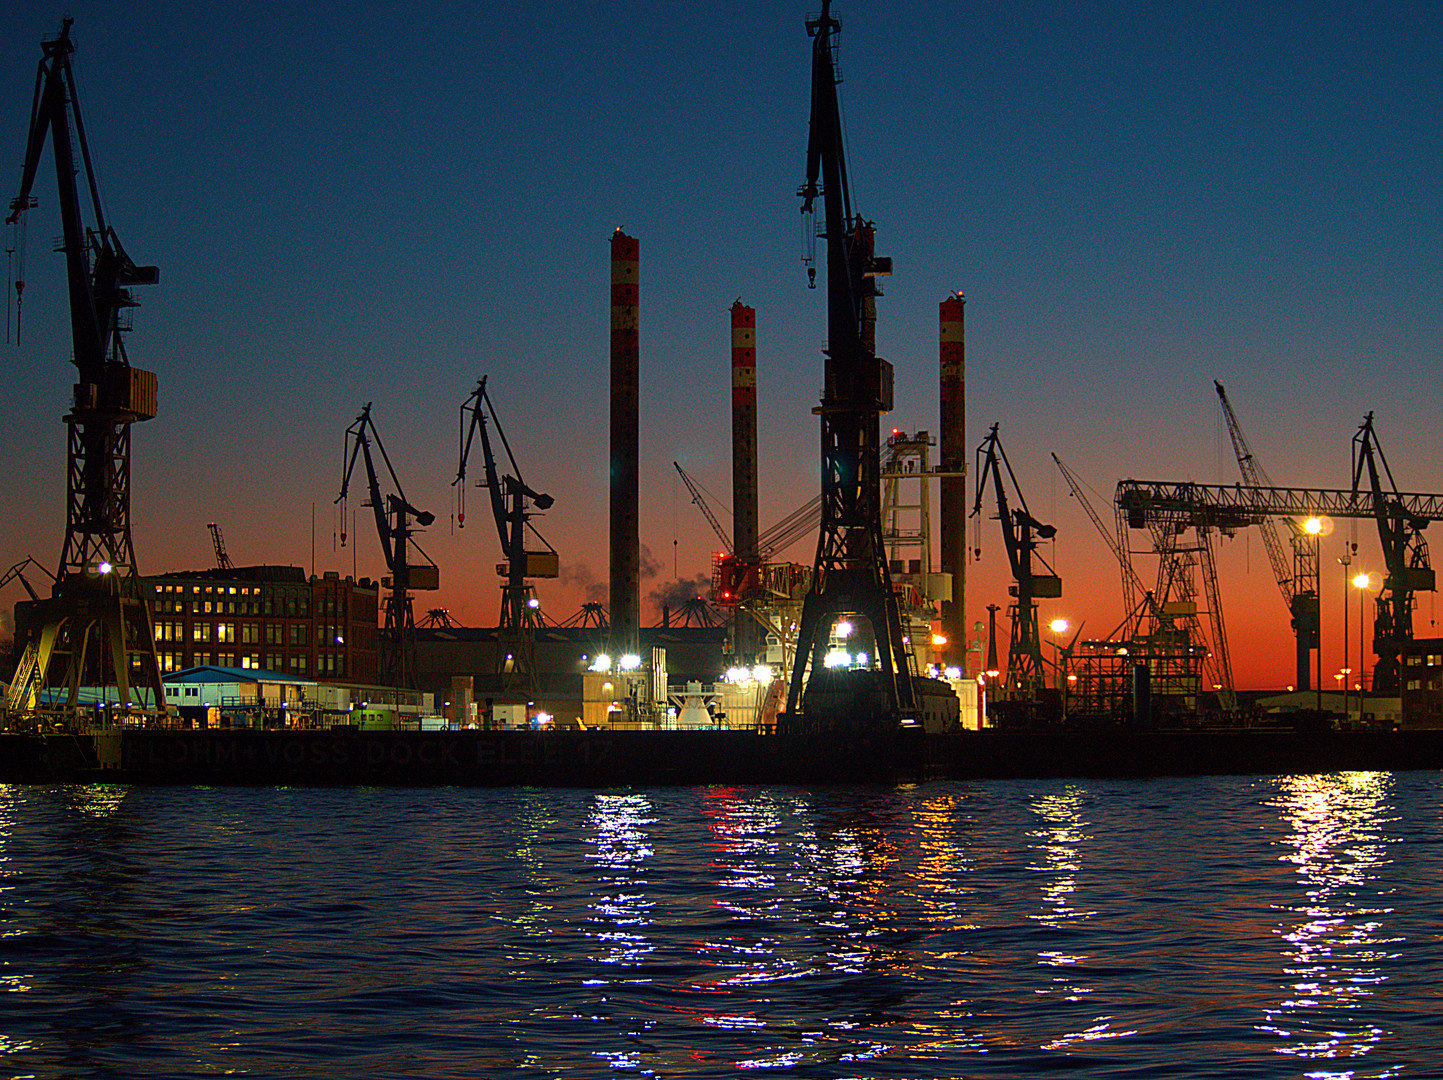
784, 0, 915, 730
337, 403, 437, 689
5, 20, 166, 721
455, 377, 557, 690
1215, 381, 1318, 689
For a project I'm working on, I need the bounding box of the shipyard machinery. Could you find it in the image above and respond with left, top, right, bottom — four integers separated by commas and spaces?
337, 403, 438, 688
1216, 382, 1319, 689
971, 424, 1062, 699
784, 0, 916, 730
455, 376, 558, 690
1117, 421, 1440, 696
1352, 412, 1435, 693
4, 21, 167, 721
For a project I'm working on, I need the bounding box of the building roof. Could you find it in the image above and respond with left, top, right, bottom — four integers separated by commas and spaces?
163, 665, 316, 686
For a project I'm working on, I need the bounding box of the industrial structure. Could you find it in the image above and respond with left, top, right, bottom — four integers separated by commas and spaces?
937, 294, 968, 673
1115, 415, 1440, 700
729, 300, 762, 666
610, 229, 641, 659
337, 403, 438, 688
455, 376, 559, 692
785, 0, 916, 730
1216, 382, 1319, 690
972, 423, 1062, 703
4, 21, 167, 721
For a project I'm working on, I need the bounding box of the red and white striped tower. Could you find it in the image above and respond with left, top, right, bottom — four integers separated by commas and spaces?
610, 230, 640, 651
730, 300, 760, 664
939, 292, 967, 672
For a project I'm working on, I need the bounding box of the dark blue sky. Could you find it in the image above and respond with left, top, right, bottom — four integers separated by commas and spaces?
2, 1, 1439, 685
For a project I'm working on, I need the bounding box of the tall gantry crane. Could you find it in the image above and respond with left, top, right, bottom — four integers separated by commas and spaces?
1216, 381, 1318, 688
1352, 412, 1435, 693
4, 20, 166, 721
971, 424, 1061, 698
784, 0, 915, 730
456, 377, 557, 689
337, 403, 438, 688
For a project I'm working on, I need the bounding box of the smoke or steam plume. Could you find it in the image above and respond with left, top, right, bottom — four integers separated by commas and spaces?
558, 561, 607, 604
640, 544, 663, 581
648, 573, 711, 611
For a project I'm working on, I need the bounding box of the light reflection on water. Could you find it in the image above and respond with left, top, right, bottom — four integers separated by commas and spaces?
1260, 772, 1403, 1074
1, 776, 1441, 1077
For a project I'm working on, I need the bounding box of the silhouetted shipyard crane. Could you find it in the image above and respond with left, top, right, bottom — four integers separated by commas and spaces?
971, 424, 1061, 698
784, 0, 915, 730
4, 20, 166, 720
456, 376, 558, 690
337, 403, 438, 688
1215, 381, 1319, 689
1117, 414, 1440, 696
1352, 413, 1435, 693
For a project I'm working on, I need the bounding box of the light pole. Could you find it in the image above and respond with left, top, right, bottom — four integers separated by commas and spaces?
1049, 617, 1068, 719
1340, 545, 1352, 722
1305, 516, 1327, 714
1353, 571, 1371, 723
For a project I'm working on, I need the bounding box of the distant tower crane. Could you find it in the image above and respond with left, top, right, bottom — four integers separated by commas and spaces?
337, 403, 438, 688
4, 21, 166, 720
1215, 381, 1319, 689
207, 522, 234, 571
455, 377, 558, 690
784, 0, 915, 730
971, 424, 1061, 698
1352, 412, 1435, 693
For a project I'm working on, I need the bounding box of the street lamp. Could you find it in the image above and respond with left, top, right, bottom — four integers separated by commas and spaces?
1353, 570, 1372, 723
1340, 545, 1352, 722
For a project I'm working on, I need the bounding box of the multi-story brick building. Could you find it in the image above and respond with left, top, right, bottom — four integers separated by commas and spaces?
145, 566, 379, 683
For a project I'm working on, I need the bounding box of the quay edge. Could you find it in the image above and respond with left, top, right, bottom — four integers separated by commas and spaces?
5, 728, 1443, 787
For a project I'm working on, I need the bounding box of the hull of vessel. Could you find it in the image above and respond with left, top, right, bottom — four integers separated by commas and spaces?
5, 727, 1443, 787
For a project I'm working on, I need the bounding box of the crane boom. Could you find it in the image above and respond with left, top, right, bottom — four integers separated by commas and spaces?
673, 463, 732, 553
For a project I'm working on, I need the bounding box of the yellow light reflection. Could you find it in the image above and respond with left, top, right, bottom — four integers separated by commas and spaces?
1259, 773, 1395, 1065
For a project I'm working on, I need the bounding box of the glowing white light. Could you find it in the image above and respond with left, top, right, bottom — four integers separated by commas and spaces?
619, 653, 641, 671
824, 650, 852, 668
98, 561, 113, 575
835, 620, 854, 639
944, 666, 962, 679
751, 664, 772, 684
527, 597, 540, 609
856, 651, 869, 666
590, 653, 611, 672
1049, 618, 1069, 634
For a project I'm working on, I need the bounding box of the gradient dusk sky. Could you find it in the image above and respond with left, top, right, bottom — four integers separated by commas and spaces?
1, 1, 1439, 689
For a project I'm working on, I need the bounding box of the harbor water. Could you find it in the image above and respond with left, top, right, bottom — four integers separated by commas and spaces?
3, 774, 1442, 1078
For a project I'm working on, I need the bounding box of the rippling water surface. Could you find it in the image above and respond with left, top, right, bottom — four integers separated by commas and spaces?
4, 774, 1443, 1078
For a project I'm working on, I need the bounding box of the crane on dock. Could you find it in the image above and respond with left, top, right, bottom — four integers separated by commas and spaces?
1215, 381, 1319, 689
972, 424, 1061, 700
456, 377, 558, 690
337, 403, 438, 688
4, 20, 166, 722
784, 0, 915, 730
1352, 413, 1435, 693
